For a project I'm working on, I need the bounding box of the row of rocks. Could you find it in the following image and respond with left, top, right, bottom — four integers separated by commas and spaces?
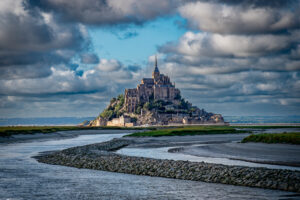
35, 138, 300, 193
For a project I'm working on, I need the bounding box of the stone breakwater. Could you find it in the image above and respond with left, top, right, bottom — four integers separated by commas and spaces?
35, 138, 300, 193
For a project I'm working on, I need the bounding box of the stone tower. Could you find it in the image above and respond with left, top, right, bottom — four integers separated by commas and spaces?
152, 55, 160, 80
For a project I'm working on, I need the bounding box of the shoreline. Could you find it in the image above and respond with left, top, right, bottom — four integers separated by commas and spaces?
169, 147, 300, 168
0, 129, 138, 144
1, 124, 299, 141
35, 138, 300, 193
167, 142, 300, 168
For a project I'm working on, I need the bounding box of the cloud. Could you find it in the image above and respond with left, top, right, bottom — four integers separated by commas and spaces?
150, 49, 300, 115
161, 31, 295, 57
0, 0, 181, 79
0, 64, 52, 80
0, 0, 184, 117
127, 65, 141, 72
211, 0, 298, 9
80, 53, 99, 64
1, 0, 299, 117
0, 59, 151, 117
159, 24, 300, 75
164, 67, 300, 100
155, 0, 300, 117
0, 0, 89, 80
95, 59, 122, 72
179, 1, 300, 34
0, 59, 144, 97
28, 0, 182, 25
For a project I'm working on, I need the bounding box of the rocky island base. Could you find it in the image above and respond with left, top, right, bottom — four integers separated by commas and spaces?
88, 58, 225, 127
35, 138, 300, 193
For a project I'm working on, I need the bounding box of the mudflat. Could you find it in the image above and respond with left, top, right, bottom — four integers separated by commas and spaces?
171, 142, 300, 167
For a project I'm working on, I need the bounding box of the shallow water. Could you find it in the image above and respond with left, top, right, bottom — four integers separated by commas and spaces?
0, 130, 298, 199
118, 128, 300, 171
117, 145, 300, 171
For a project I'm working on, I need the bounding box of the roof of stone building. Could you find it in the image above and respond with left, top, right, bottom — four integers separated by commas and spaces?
142, 78, 154, 83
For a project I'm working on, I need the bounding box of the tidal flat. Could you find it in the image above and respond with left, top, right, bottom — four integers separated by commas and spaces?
35, 127, 300, 193
2, 131, 298, 200
1, 126, 300, 199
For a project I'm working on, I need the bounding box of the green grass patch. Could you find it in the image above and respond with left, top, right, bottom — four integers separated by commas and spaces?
0, 126, 88, 137
3, 124, 297, 138
0, 125, 158, 137
241, 132, 300, 144
125, 126, 248, 137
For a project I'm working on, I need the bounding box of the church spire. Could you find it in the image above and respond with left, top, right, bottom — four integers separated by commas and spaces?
154, 55, 159, 73
152, 54, 160, 79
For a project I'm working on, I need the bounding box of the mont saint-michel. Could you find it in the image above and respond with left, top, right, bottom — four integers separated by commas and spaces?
89, 57, 224, 127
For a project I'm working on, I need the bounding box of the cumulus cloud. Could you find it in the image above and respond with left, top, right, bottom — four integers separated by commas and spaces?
156, 0, 300, 115
0, 0, 184, 117
0, 0, 89, 80
179, 1, 300, 34
215, 0, 297, 8
154, 51, 300, 115
0, 64, 52, 80
160, 63, 300, 100
0, 0, 181, 79
0, 60, 143, 97
160, 30, 300, 76
28, 0, 182, 25
80, 53, 99, 64
161, 31, 294, 57
95, 59, 122, 72
0, 60, 150, 117
1, 0, 299, 117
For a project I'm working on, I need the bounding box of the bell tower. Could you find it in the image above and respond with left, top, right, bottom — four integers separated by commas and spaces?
152, 55, 160, 80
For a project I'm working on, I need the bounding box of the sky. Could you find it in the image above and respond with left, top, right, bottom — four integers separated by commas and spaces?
0, 0, 299, 118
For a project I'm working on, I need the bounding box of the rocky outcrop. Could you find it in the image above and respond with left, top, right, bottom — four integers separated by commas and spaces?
35, 138, 300, 193
88, 60, 226, 127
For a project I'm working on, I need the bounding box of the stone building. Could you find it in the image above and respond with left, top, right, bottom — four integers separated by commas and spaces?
125, 56, 180, 112
106, 115, 134, 127
88, 56, 225, 127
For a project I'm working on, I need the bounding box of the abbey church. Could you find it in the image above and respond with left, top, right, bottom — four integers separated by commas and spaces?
89, 56, 224, 127
125, 56, 180, 113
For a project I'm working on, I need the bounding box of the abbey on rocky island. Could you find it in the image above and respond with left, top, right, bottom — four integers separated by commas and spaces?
89, 56, 225, 127
125, 56, 180, 113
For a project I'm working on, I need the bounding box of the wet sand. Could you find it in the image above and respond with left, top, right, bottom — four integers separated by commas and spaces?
170, 142, 300, 167
36, 137, 300, 193
121, 128, 300, 167
2, 131, 297, 199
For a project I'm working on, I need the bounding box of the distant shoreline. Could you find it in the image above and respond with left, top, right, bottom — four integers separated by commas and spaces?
1, 122, 300, 127
1, 124, 299, 144
1, 116, 300, 126
231, 123, 300, 126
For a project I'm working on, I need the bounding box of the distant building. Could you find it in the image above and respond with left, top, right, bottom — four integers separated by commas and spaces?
89, 55, 225, 127
107, 115, 134, 127
125, 56, 180, 112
